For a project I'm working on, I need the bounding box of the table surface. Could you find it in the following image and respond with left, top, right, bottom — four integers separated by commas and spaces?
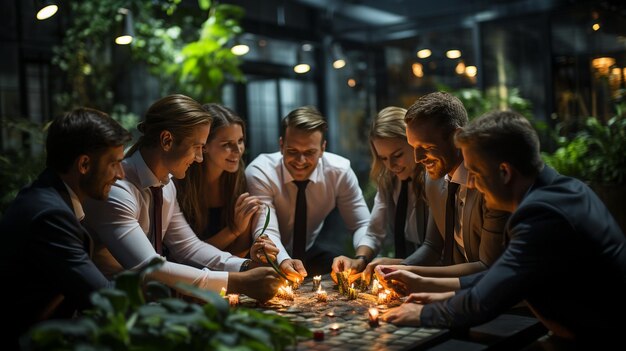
236, 276, 547, 351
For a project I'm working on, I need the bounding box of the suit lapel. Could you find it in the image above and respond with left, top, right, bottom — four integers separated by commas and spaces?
463, 187, 478, 260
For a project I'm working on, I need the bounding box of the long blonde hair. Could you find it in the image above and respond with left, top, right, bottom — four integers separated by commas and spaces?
175, 104, 247, 236
369, 106, 424, 199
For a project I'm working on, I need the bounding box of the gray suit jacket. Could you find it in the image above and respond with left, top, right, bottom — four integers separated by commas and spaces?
403, 164, 509, 267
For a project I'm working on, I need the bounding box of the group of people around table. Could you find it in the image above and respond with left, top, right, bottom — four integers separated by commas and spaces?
1, 91, 625, 348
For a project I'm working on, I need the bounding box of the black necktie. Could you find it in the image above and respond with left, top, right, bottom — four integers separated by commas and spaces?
292, 180, 309, 260
443, 181, 460, 265
149, 186, 163, 255
394, 178, 410, 259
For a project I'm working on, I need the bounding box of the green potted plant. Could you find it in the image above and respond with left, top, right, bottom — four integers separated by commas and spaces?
542, 106, 626, 231
21, 259, 311, 350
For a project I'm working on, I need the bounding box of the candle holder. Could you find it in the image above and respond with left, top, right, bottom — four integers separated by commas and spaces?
368, 307, 380, 327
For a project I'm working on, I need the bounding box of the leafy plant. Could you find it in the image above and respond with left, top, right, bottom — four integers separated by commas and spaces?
22, 258, 311, 351
543, 110, 626, 185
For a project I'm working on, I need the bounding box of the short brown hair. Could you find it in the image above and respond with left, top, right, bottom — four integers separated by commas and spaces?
454, 110, 543, 176
280, 106, 328, 140
405, 92, 468, 138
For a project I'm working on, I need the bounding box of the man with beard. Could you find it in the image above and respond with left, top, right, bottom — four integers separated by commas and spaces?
83, 95, 280, 302
0, 108, 131, 348
382, 110, 626, 344
365, 92, 509, 281
246, 106, 375, 279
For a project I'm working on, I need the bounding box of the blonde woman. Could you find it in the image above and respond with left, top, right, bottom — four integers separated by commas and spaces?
360, 107, 428, 279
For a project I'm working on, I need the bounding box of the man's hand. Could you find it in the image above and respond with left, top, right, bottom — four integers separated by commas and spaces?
251, 234, 279, 263
229, 267, 281, 302
375, 265, 426, 296
331, 255, 367, 282
406, 291, 455, 304
382, 302, 424, 326
363, 257, 403, 283
279, 259, 307, 282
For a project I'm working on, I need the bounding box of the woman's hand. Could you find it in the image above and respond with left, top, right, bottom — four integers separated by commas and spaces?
233, 193, 261, 235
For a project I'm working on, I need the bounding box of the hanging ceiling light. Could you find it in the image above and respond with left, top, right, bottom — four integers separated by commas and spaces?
36, 0, 58, 20
331, 43, 346, 69
416, 49, 431, 59
294, 44, 314, 74
231, 37, 250, 56
115, 8, 134, 45
446, 49, 462, 59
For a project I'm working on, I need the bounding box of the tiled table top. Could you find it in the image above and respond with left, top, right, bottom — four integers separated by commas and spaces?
238, 276, 450, 351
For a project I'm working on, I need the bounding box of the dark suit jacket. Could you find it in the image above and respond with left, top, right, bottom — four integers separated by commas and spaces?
0, 169, 112, 345
403, 164, 509, 267
421, 166, 626, 339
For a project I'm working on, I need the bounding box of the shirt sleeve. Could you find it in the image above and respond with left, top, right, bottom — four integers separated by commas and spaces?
420, 207, 561, 329
365, 190, 388, 255
335, 167, 373, 250
88, 184, 162, 271
165, 192, 245, 272
245, 162, 291, 264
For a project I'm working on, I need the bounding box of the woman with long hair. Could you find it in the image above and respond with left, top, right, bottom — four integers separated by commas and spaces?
175, 103, 260, 257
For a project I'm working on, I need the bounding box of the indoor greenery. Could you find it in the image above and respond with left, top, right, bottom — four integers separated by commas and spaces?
542, 104, 626, 185
22, 259, 311, 351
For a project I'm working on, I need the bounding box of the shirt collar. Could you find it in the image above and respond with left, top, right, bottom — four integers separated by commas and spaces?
62, 182, 85, 221
128, 151, 170, 190
445, 161, 468, 186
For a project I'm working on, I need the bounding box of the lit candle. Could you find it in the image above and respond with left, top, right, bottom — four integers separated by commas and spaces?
377, 292, 387, 305
228, 294, 239, 306
220, 287, 226, 297
372, 278, 380, 295
348, 283, 357, 300
329, 323, 340, 333
312, 275, 322, 291
316, 285, 327, 302
368, 307, 379, 327
293, 278, 300, 290
326, 311, 335, 317
278, 285, 294, 300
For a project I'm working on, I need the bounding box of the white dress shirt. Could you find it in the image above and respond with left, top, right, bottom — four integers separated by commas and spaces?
83, 151, 245, 292
245, 152, 374, 264
445, 164, 469, 261
367, 179, 424, 255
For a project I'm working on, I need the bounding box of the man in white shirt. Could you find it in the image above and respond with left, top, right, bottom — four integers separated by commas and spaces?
84, 95, 280, 302
246, 106, 378, 279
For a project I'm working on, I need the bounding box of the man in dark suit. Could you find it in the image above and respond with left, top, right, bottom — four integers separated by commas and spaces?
365, 92, 508, 280
0, 108, 131, 348
382, 110, 626, 342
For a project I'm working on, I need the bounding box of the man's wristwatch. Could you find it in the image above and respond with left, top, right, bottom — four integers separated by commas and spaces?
240, 259, 252, 272
354, 255, 370, 264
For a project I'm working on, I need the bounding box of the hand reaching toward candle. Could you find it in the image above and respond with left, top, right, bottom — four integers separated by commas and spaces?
376, 265, 461, 294
382, 302, 424, 326
279, 258, 307, 282
331, 256, 367, 283
406, 291, 455, 304
362, 257, 403, 284
228, 267, 282, 302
